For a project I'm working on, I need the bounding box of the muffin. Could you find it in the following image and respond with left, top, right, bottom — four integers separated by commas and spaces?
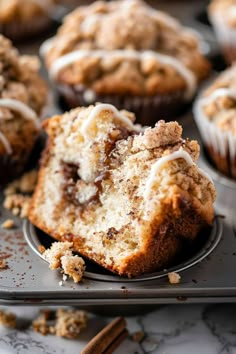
209, 0, 236, 64
41, 0, 210, 125
0, 35, 47, 185
29, 103, 216, 277
0, 0, 56, 41
193, 64, 236, 179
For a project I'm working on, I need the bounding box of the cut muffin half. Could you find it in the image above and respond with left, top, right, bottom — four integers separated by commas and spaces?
29, 103, 216, 277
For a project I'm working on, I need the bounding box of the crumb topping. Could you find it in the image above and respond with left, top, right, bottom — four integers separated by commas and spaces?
44, 0, 210, 96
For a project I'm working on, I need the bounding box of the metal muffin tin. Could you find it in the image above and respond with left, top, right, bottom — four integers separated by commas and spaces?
1, 0, 236, 305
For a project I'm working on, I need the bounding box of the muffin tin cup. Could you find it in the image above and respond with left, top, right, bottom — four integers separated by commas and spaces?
57, 83, 188, 126
23, 218, 222, 283
0, 154, 28, 187
210, 13, 236, 64
0, 15, 52, 42
193, 97, 236, 179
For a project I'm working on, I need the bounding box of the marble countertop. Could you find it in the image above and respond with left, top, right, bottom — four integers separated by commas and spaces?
0, 304, 235, 354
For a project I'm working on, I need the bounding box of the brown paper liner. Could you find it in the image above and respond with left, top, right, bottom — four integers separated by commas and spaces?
0, 15, 52, 42
57, 84, 189, 126
206, 144, 236, 179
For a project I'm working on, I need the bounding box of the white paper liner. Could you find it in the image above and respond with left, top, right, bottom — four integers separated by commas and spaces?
210, 12, 236, 63
193, 90, 236, 177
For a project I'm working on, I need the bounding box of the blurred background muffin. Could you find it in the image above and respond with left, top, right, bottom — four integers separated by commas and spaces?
194, 64, 236, 179
209, 0, 236, 64
0, 35, 47, 185
41, 0, 210, 125
0, 0, 57, 42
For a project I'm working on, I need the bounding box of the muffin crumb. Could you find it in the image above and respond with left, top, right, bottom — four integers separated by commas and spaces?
61, 255, 85, 283
0, 309, 16, 328
38, 244, 46, 254
131, 331, 145, 343
3, 194, 31, 218
43, 242, 73, 270
0, 259, 7, 269
168, 272, 181, 284
54, 309, 87, 339
1, 219, 14, 229
32, 310, 54, 336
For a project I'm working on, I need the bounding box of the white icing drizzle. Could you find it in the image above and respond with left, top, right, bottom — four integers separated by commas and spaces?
39, 36, 55, 57
0, 132, 12, 154
194, 88, 236, 156
0, 99, 40, 129
0, 98, 40, 154
49, 49, 196, 99
81, 103, 140, 138
144, 149, 212, 199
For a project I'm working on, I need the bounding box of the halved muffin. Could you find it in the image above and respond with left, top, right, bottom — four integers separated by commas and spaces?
0, 35, 47, 185
41, 0, 210, 125
29, 103, 215, 277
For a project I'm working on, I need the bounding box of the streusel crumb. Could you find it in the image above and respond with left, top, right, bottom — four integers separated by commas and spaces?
61, 255, 85, 283
54, 309, 87, 339
32, 310, 54, 336
168, 272, 181, 284
3, 194, 31, 218
0, 259, 7, 269
1, 219, 14, 229
43, 242, 73, 270
0, 310, 16, 328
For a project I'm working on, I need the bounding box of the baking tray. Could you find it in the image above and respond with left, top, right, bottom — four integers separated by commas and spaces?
1, 0, 236, 306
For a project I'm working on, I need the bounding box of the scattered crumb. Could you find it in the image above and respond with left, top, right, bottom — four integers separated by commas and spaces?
32, 308, 87, 339
32, 310, 54, 336
0, 259, 7, 269
1, 219, 14, 229
61, 255, 85, 283
43, 242, 73, 270
43, 242, 85, 283
38, 245, 46, 254
3, 194, 31, 218
131, 331, 145, 343
59, 281, 63, 286
0, 310, 16, 328
4, 170, 38, 195
168, 272, 181, 284
54, 309, 87, 339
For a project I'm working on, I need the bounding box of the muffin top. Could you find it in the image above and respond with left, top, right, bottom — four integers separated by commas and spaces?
0, 35, 47, 154
209, 0, 236, 28
194, 65, 236, 135
43, 0, 210, 98
0, 0, 55, 23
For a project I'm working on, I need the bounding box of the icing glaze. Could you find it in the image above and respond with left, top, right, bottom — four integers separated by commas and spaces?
0, 98, 39, 154
49, 49, 196, 99
144, 148, 212, 198
81, 103, 140, 138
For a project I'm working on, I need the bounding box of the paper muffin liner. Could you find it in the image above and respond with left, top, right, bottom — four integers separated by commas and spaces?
0, 14, 52, 42
193, 97, 236, 179
210, 12, 236, 64
57, 83, 189, 126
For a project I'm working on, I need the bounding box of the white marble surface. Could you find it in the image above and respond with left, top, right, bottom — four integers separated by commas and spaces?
0, 304, 236, 354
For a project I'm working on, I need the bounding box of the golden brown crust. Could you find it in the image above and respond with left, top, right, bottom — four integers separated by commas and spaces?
209, 0, 236, 27
29, 105, 215, 277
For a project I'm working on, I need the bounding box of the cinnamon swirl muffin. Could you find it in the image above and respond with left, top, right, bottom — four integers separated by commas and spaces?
0, 35, 47, 185
41, 0, 210, 125
0, 0, 56, 41
194, 64, 236, 179
29, 103, 215, 277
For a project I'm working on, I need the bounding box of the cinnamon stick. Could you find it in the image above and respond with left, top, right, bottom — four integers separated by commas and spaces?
81, 317, 127, 354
